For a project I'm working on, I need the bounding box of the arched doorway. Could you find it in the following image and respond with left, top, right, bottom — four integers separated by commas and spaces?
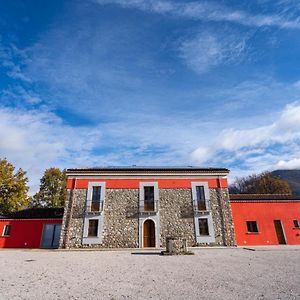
143, 219, 155, 247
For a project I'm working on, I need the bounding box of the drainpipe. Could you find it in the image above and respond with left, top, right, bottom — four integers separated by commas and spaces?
63, 177, 77, 249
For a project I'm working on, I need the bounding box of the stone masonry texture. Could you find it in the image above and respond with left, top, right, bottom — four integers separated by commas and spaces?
60, 187, 235, 248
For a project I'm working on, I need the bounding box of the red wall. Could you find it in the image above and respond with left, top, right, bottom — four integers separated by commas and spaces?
66, 178, 228, 189
231, 201, 300, 246
0, 219, 62, 248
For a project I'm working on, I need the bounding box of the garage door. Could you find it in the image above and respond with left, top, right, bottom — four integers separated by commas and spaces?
41, 224, 62, 248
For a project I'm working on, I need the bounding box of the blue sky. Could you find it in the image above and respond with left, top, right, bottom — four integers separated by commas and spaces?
1, 0, 300, 192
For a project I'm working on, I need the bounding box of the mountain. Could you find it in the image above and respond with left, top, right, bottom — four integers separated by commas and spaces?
271, 170, 300, 195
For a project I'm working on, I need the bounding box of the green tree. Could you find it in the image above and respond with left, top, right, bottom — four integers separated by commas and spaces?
229, 171, 292, 194
32, 168, 67, 208
0, 158, 30, 214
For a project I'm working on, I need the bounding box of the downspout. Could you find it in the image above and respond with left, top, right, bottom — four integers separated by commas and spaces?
63, 177, 77, 249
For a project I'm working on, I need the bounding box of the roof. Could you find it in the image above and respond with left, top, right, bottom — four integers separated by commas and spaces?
0, 208, 64, 219
66, 166, 229, 174
230, 194, 300, 202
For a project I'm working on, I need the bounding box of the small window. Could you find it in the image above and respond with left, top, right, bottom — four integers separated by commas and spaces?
196, 186, 206, 210
91, 187, 101, 211
199, 218, 209, 236
88, 220, 99, 237
293, 220, 300, 228
144, 186, 155, 211
92, 186, 101, 202
246, 221, 259, 233
3, 225, 12, 236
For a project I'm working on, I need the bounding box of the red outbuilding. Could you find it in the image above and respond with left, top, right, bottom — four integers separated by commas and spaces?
230, 194, 300, 246
0, 208, 63, 249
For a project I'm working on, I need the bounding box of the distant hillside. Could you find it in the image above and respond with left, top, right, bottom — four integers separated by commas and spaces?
271, 170, 300, 195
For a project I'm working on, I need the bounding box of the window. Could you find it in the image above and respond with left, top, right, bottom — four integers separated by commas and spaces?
198, 218, 209, 236
293, 220, 300, 228
246, 221, 259, 233
196, 186, 206, 210
91, 186, 101, 211
2, 225, 11, 236
88, 220, 99, 237
144, 186, 155, 211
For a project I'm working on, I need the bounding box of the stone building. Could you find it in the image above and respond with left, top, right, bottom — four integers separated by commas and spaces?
60, 167, 236, 248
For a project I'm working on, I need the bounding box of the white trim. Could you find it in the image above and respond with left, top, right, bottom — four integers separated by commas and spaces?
82, 182, 106, 245
191, 182, 216, 244
138, 182, 160, 248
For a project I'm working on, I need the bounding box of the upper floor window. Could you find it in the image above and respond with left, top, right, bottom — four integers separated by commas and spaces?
91, 186, 101, 211
196, 186, 206, 211
144, 186, 155, 211
2, 225, 11, 236
86, 182, 106, 213
293, 220, 300, 228
246, 221, 258, 233
192, 182, 210, 212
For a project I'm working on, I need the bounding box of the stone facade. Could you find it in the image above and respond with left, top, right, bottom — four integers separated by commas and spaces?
210, 188, 236, 246
60, 186, 235, 248
159, 189, 195, 246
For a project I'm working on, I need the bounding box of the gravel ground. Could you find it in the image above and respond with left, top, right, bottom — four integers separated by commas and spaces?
0, 247, 299, 300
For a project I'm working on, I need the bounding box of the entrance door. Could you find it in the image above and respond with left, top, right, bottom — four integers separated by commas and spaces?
143, 219, 155, 247
274, 220, 286, 245
41, 224, 62, 248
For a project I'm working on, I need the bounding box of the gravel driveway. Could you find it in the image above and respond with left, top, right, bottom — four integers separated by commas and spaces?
0, 247, 299, 300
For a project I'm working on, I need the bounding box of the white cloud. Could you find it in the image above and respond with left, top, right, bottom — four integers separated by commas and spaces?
0, 107, 102, 194
94, 0, 300, 29
178, 31, 247, 73
191, 102, 300, 173
277, 158, 300, 169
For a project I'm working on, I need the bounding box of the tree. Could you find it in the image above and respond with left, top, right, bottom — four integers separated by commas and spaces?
229, 171, 292, 194
32, 168, 67, 208
0, 158, 30, 214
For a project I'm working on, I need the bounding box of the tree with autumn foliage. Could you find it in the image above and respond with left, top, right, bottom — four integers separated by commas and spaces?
0, 158, 30, 214
229, 171, 292, 194
32, 168, 67, 208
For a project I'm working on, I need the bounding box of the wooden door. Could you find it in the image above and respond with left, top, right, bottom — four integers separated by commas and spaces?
143, 220, 155, 247
274, 220, 286, 245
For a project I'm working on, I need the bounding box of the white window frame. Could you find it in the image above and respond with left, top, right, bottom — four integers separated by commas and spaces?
139, 182, 159, 209
138, 182, 160, 248
191, 182, 210, 211
86, 182, 106, 212
82, 182, 106, 244
192, 182, 215, 244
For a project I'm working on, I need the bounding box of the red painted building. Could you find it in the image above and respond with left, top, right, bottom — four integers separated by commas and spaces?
0, 208, 63, 248
230, 194, 300, 246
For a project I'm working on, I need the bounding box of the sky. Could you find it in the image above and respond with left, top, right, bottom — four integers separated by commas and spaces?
1, 0, 300, 193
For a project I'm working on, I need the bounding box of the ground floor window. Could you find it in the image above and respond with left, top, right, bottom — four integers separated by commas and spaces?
198, 218, 209, 236
246, 221, 258, 233
2, 225, 11, 236
293, 220, 300, 228
88, 220, 99, 237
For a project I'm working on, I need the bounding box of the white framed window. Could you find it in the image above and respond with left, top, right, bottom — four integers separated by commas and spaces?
2, 225, 11, 237
86, 182, 106, 213
139, 182, 159, 213
82, 182, 106, 244
192, 182, 215, 244
191, 182, 210, 211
